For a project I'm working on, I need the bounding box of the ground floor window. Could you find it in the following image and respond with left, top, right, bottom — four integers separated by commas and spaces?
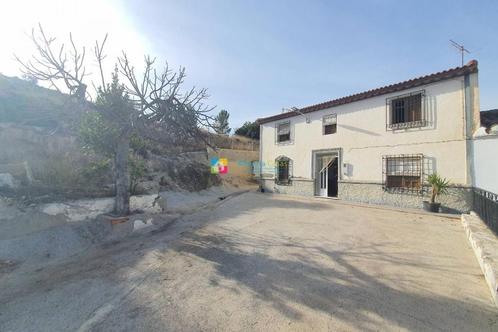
275, 156, 292, 185
383, 154, 423, 193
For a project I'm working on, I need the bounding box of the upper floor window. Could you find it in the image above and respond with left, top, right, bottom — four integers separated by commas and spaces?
277, 122, 291, 143
383, 154, 423, 193
323, 114, 337, 135
387, 92, 426, 130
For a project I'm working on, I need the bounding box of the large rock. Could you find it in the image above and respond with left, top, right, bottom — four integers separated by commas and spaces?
0, 173, 17, 189
40, 194, 165, 222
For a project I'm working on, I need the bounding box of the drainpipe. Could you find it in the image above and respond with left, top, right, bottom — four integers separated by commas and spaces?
259, 124, 263, 182
463, 73, 477, 187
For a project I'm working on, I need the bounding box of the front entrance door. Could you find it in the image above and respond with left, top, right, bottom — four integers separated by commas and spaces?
318, 157, 331, 197
318, 155, 338, 197
328, 158, 338, 197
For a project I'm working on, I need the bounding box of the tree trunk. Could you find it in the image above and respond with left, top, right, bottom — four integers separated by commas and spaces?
114, 133, 130, 216
430, 185, 438, 204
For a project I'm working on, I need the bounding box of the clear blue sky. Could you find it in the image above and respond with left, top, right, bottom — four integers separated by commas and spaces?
120, 0, 498, 129
2, 1, 497, 129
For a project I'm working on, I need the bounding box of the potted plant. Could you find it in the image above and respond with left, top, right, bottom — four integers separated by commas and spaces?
423, 173, 450, 212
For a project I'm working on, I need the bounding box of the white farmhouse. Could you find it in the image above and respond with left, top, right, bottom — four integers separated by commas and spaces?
257, 60, 480, 213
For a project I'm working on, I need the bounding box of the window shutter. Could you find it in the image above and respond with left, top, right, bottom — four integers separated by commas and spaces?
278, 123, 290, 135
323, 114, 337, 125
276, 122, 291, 143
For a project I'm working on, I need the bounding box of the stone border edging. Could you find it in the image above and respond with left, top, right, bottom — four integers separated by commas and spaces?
461, 213, 498, 308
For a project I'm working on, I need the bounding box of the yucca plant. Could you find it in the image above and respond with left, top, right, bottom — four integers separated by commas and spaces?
427, 173, 450, 204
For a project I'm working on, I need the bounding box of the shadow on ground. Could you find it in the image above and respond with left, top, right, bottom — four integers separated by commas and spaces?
173, 227, 497, 331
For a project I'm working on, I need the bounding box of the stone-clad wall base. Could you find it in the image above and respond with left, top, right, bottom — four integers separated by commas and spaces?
260, 178, 472, 213
260, 178, 314, 196
338, 182, 473, 213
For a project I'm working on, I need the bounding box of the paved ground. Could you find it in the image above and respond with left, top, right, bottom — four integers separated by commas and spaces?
1, 192, 497, 331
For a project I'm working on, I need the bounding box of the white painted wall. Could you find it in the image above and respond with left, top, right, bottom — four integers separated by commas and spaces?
472, 135, 498, 193
261, 74, 478, 185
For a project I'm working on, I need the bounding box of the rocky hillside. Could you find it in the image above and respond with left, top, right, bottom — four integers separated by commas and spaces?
0, 122, 222, 203
0, 74, 74, 129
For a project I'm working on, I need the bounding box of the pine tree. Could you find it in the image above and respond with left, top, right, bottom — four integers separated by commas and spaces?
214, 109, 231, 135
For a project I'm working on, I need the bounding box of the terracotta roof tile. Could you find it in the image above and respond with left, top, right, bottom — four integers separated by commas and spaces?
257, 60, 478, 124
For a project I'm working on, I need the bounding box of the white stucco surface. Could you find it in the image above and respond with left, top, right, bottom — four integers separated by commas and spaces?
472, 135, 498, 194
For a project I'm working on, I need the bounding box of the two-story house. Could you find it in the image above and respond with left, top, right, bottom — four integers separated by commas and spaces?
257, 60, 480, 213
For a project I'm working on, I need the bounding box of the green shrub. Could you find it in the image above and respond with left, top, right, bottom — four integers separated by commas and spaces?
427, 173, 450, 203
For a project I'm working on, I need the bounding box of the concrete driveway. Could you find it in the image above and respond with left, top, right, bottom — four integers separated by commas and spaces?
1, 192, 497, 331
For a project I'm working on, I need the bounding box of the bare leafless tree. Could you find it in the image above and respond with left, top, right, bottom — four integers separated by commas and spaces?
15, 24, 88, 100
93, 34, 108, 91
16, 25, 215, 216
117, 53, 215, 141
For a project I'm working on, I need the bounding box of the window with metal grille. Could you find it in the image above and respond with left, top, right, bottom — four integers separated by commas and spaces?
387, 92, 426, 130
382, 154, 423, 193
275, 156, 292, 185
276, 122, 291, 143
323, 114, 337, 135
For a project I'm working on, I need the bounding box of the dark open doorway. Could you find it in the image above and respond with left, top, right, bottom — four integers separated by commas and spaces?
327, 158, 338, 197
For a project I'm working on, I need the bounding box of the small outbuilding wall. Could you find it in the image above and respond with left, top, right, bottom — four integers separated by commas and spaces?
472, 134, 498, 194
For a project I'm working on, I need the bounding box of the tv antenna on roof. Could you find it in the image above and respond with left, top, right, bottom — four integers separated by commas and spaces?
450, 40, 470, 66
282, 107, 310, 123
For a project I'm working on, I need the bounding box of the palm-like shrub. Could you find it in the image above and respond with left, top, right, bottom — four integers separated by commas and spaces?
427, 173, 450, 204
